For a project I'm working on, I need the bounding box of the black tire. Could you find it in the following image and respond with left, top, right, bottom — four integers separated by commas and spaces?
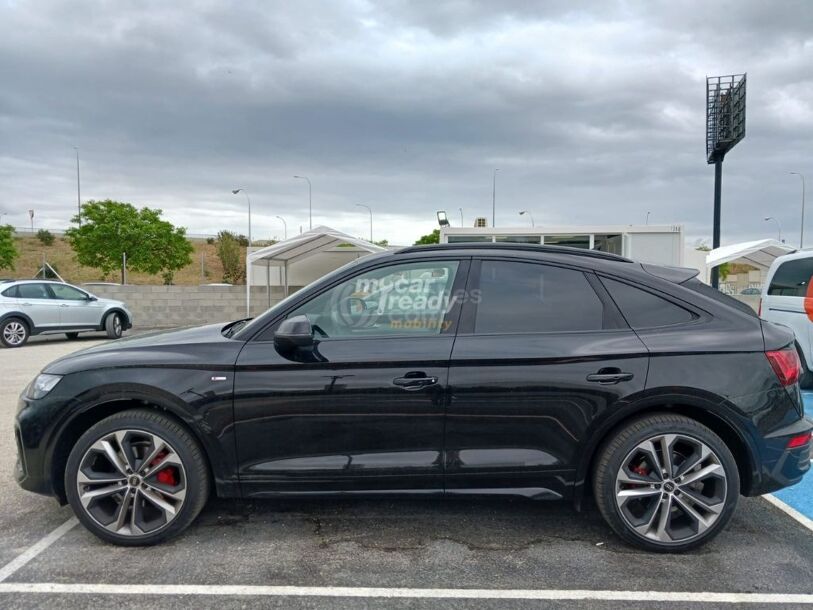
104, 312, 123, 339
65, 409, 210, 546
0, 317, 30, 348
592, 413, 739, 553
65, 332, 80, 340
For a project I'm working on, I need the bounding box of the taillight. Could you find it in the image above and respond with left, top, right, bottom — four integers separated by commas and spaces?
765, 349, 801, 386
787, 431, 811, 449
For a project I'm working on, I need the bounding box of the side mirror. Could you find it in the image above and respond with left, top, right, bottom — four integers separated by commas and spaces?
87, 295, 98, 301
274, 315, 315, 352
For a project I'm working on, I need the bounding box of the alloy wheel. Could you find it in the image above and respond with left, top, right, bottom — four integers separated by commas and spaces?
76, 430, 187, 536
614, 433, 727, 544
113, 315, 122, 336
3, 321, 26, 345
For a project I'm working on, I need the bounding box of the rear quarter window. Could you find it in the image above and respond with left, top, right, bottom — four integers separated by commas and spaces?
768, 258, 813, 297
600, 277, 696, 329
1, 286, 17, 298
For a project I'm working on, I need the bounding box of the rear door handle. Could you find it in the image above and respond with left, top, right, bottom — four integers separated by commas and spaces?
586, 368, 634, 384
393, 372, 439, 390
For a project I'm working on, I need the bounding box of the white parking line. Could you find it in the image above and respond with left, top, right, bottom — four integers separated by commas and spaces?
0, 517, 77, 583
0, 583, 810, 604
763, 494, 813, 534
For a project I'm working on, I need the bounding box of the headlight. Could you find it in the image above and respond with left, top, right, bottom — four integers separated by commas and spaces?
25, 374, 63, 399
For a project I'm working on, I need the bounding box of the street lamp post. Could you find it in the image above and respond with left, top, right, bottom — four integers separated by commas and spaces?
519, 210, 534, 227
355, 204, 373, 242
646, 211, 651, 225
764, 216, 782, 243
294, 175, 312, 229
275, 215, 287, 240
231, 188, 252, 246
458, 208, 464, 227
492, 168, 499, 227
74, 146, 81, 224
791, 172, 806, 248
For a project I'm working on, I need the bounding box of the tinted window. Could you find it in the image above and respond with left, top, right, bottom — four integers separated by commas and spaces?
50, 284, 88, 300
288, 260, 460, 338
768, 258, 813, 297
17, 283, 51, 299
601, 277, 695, 329
683, 278, 757, 317
1, 286, 17, 298
475, 261, 604, 333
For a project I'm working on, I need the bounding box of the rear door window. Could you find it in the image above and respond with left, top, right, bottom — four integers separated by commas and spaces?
600, 277, 695, 329
768, 258, 813, 297
474, 260, 606, 333
17, 283, 52, 299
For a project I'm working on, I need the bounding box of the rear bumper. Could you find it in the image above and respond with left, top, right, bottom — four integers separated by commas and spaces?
748, 416, 812, 496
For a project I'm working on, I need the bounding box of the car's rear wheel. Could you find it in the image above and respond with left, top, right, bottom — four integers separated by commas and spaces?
1, 317, 29, 348
65, 409, 210, 546
593, 413, 739, 552
104, 312, 123, 339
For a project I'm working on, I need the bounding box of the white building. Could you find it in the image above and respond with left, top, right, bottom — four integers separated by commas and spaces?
440, 224, 685, 267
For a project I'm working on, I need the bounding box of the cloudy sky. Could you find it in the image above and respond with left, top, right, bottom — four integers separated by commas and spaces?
2, 1, 812, 246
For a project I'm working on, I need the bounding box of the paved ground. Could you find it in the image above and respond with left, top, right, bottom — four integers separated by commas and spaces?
1, 337, 812, 609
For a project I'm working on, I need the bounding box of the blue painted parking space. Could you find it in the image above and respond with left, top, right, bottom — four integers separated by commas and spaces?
771, 391, 813, 520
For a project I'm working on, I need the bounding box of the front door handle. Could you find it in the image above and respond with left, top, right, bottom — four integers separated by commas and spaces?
393, 372, 439, 390
586, 368, 634, 384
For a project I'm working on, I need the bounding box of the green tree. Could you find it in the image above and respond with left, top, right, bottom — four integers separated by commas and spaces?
66, 200, 193, 284
413, 229, 440, 245
0, 225, 18, 270
36, 229, 55, 246
216, 230, 245, 284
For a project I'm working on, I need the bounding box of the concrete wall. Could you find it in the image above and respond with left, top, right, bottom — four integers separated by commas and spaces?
83, 284, 303, 329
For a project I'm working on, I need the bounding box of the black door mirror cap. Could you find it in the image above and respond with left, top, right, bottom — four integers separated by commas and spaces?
274, 315, 315, 351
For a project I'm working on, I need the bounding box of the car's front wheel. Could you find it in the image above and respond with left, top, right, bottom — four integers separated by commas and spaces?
593, 413, 739, 552
1, 317, 29, 348
65, 409, 210, 546
104, 312, 123, 339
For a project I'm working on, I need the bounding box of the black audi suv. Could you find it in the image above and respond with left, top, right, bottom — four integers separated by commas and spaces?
15, 243, 812, 551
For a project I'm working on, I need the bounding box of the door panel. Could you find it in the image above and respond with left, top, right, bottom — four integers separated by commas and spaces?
16, 283, 59, 328
234, 336, 452, 495
49, 284, 104, 327
444, 258, 649, 499
233, 257, 468, 497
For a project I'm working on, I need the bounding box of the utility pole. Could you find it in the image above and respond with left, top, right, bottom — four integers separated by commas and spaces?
74, 147, 81, 225
791, 172, 806, 248
491, 169, 499, 227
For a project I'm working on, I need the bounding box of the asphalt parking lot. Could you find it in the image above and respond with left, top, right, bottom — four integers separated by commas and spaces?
1, 338, 812, 609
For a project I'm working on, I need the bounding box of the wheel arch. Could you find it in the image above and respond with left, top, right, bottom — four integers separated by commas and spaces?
101, 307, 130, 330
0, 312, 34, 333
573, 396, 757, 509
48, 394, 226, 504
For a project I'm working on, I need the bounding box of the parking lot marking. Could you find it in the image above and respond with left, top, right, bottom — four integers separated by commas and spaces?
764, 494, 813, 534
0, 517, 77, 583
0, 583, 811, 603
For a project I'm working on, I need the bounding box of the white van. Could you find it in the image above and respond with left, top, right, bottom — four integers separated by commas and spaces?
761, 250, 813, 385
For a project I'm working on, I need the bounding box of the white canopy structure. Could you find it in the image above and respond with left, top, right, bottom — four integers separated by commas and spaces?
245, 225, 388, 316
705, 239, 795, 270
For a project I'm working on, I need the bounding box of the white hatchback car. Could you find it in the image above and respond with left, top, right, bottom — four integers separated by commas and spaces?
761, 250, 813, 385
0, 280, 132, 347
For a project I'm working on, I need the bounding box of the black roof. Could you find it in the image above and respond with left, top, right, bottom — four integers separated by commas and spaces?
398, 242, 632, 263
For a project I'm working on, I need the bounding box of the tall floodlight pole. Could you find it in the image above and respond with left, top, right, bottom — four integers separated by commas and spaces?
706, 74, 747, 288
519, 210, 534, 227
491, 168, 499, 227
791, 172, 806, 248
355, 204, 373, 242
74, 146, 81, 225
275, 215, 287, 240
231, 188, 252, 246
764, 216, 782, 242
294, 175, 312, 229
458, 208, 464, 226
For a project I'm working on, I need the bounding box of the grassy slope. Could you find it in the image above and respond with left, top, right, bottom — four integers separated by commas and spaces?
6, 234, 231, 285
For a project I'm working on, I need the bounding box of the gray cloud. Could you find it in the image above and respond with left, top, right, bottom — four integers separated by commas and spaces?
1, 0, 812, 246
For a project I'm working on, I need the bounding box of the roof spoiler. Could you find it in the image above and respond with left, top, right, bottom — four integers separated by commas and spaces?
641, 263, 700, 284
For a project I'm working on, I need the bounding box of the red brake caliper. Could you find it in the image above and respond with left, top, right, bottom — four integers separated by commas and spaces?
148, 450, 178, 486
